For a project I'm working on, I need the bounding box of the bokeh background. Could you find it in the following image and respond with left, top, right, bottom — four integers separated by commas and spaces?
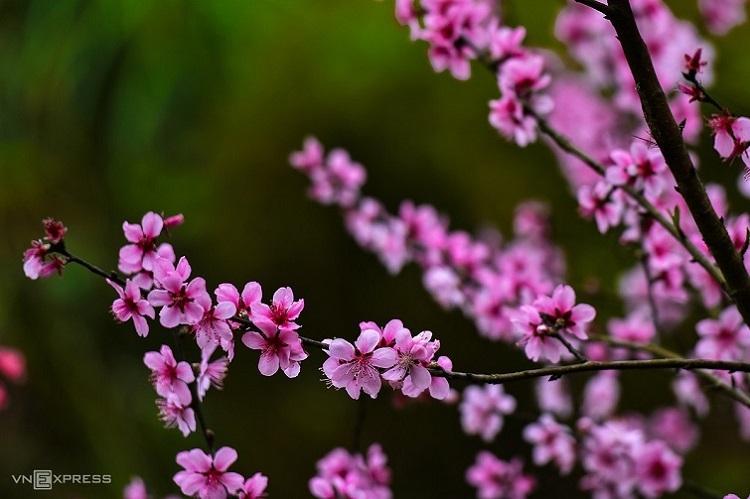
2, 0, 750, 497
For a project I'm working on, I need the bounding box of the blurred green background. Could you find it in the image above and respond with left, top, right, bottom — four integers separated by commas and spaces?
2, 0, 750, 497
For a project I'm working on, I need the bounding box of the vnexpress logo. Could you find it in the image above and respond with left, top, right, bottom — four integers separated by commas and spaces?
11, 470, 111, 491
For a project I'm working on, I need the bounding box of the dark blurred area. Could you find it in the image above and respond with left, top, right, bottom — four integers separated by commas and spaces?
2, 0, 750, 497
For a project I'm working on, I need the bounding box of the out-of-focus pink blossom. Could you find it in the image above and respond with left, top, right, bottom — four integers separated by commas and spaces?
466, 452, 535, 499
460, 384, 517, 442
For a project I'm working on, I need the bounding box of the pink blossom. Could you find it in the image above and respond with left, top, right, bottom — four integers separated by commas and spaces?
238, 472, 268, 499
197, 346, 229, 401
289, 136, 324, 172
148, 257, 208, 328
648, 407, 698, 453
194, 292, 237, 358
488, 95, 539, 147
381, 329, 442, 398
523, 414, 576, 474
535, 284, 595, 339
498, 54, 551, 98
513, 304, 568, 363
699, 0, 747, 35
123, 477, 147, 499
22, 240, 65, 280
157, 388, 196, 437
143, 344, 195, 399
242, 328, 307, 378
460, 384, 517, 442
0, 347, 26, 383
173, 447, 244, 499
322, 328, 397, 399
578, 181, 624, 233
215, 281, 262, 317
695, 306, 750, 360
42, 218, 67, 244
535, 378, 572, 418
118, 212, 165, 273
634, 441, 682, 498
108, 279, 155, 337
487, 24, 526, 61
250, 286, 304, 333
607, 310, 656, 346
709, 114, 750, 166
606, 141, 667, 196
309, 444, 392, 499
429, 355, 453, 400
582, 372, 620, 420
466, 452, 535, 499
672, 372, 709, 417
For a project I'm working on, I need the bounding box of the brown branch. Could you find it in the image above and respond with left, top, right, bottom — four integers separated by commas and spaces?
532, 111, 727, 290
427, 357, 750, 384
573, 0, 612, 15
592, 334, 750, 408
602, 0, 750, 325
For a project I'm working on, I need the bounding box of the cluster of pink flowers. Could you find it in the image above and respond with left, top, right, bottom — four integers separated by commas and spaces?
466, 452, 535, 499
173, 447, 267, 499
309, 444, 392, 499
322, 319, 452, 400
0, 347, 25, 411
291, 139, 566, 346
22, 218, 68, 279
394, 0, 553, 146
579, 419, 682, 499
513, 284, 595, 363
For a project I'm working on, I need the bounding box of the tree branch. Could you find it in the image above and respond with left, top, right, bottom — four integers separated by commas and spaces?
573, 0, 612, 15
428, 358, 750, 384
604, 0, 750, 326
532, 110, 727, 291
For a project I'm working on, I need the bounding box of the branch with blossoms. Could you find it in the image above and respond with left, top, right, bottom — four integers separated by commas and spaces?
20, 0, 750, 498
24, 213, 750, 498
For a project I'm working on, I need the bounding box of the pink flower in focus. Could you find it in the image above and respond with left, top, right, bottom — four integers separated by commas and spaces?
429, 355, 453, 400
322, 328, 397, 399
466, 452, 535, 499
523, 414, 577, 474
513, 304, 567, 363
250, 286, 304, 333
118, 212, 165, 273
173, 447, 244, 499
42, 218, 67, 244
215, 281, 262, 317
535, 284, 596, 340
143, 344, 195, 399
157, 388, 196, 437
194, 293, 237, 358
460, 384, 517, 442
22, 240, 65, 280
709, 114, 750, 166
238, 472, 268, 499
108, 279, 155, 337
381, 329, 441, 398
242, 328, 307, 378
197, 346, 229, 401
148, 257, 208, 328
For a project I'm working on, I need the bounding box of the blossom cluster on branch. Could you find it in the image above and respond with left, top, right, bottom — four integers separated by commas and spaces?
17, 0, 750, 498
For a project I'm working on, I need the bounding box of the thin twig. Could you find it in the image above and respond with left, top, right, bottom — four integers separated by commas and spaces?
427, 358, 750, 384
552, 332, 587, 363
573, 0, 612, 15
